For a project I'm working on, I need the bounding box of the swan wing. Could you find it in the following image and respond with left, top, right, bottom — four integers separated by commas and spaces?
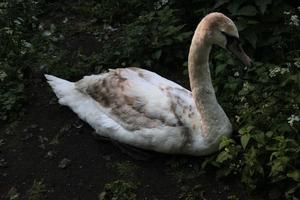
75, 67, 197, 131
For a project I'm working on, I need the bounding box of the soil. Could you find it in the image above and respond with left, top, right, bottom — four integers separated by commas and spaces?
0, 81, 262, 200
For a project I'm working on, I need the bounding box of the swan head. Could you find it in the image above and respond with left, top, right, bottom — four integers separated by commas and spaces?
199, 12, 252, 66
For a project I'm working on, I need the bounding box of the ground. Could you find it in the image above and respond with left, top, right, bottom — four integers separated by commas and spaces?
0, 80, 263, 200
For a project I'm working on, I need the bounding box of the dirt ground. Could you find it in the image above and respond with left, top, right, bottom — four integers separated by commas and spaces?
0, 79, 263, 200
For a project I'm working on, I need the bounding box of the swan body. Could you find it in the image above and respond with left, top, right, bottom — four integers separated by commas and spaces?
46, 13, 251, 156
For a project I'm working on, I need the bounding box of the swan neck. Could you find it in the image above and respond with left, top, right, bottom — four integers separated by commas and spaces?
188, 31, 231, 141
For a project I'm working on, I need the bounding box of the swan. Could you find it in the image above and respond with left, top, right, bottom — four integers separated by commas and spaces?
45, 12, 251, 156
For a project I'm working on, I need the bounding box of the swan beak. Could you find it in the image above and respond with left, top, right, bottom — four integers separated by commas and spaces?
227, 39, 252, 66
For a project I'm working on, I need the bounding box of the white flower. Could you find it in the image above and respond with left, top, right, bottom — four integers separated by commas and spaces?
62, 18, 68, 24
240, 96, 246, 102
234, 71, 239, 77
284, 11, 291, 15
0, 2, 8, 14
262, 103, 270, 108
4, 27, 13, 35
288, 114, 300, 126
0, 71, 7, 81
32, 16, 38, 21
50, 24, 56, 32
42, 30, 51, 37
154, 0, 169, 10
235, 115, 240, 123
160, 0, 168, 5
0, 2, 8, 8
244, 102, 249, 108
269, 66, 289, 77
294, 61, 300, 68
243, 82, 254, 92
280, 68, 289, 74
290, 15, 299, 26
22, 40, 32, 48
293, 104, 299, 110
103, 24, 118, 32
38, 24, 44, 30
14, 19, 22, 25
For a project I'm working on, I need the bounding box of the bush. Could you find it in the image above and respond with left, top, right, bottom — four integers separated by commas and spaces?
200, 1, 300, 198
0, 0, 45, 120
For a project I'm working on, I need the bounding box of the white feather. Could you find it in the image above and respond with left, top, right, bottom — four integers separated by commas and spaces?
45, 68, 219, 155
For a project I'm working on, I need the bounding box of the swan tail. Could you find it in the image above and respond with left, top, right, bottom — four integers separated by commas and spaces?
45, 74, 77, 106
45, 74, 121, 137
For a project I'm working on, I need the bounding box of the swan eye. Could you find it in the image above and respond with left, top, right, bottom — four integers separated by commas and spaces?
221, 31, 240, 48
221, 31, 239, 41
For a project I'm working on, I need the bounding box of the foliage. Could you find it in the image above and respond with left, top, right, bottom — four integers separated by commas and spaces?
114, 161, 139, 178
27, 179, 47, 200
210, 60, 300, 196
0, 0, 44, 120
179, 184, 205, 200
87, 0, 157, 24
96, 5, 192, 72
98, 180, 138, 200
204, 2, 300, 198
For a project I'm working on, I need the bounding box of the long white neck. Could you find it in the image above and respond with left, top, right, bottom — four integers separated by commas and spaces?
188, 25, 232, 143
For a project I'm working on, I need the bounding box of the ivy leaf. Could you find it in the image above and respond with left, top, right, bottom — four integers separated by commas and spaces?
233, 6, 257, 16
235, 18, 248, 31
253, 131, 265, 144
244, 30, 257, 48
213, 0, 230, 9
285, 183, 300, 198
218, 137, 233, 150
227, 2, 243, 15
255, 0, 272, 14
152, 50, 162, 60
239, 125, 255, 134
216, 151, 231, 163
266, 131, 273, 138
241, 134, 251, 149
287, 170, 300, 182
215, 64, 226, 75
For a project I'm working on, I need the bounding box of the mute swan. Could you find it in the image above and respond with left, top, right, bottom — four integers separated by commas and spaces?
45, 12, 251, 156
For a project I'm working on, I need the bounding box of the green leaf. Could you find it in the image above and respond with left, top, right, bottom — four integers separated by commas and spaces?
216, 167, 232, 177
255, 0, 272, 14
266, 131, 273, 138
239, 125, 255, 135
233, 6, 257, 16
216, 151, 232, 163
215, 64, 226, 75
241, 134, 251, 149
235, 18, 248, 31
213, 0, 230, 9
244, 30, 257, 48
227, 2, 243, 15
287, 170, 300, 182
218, 137, 233, 150
253, 131, 265, 144
152, 50, 162, 60
285, 183, 300, 199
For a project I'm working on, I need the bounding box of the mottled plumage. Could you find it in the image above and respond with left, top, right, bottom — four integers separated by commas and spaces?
45, 68, 207, 154
46, 12, 251, 156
